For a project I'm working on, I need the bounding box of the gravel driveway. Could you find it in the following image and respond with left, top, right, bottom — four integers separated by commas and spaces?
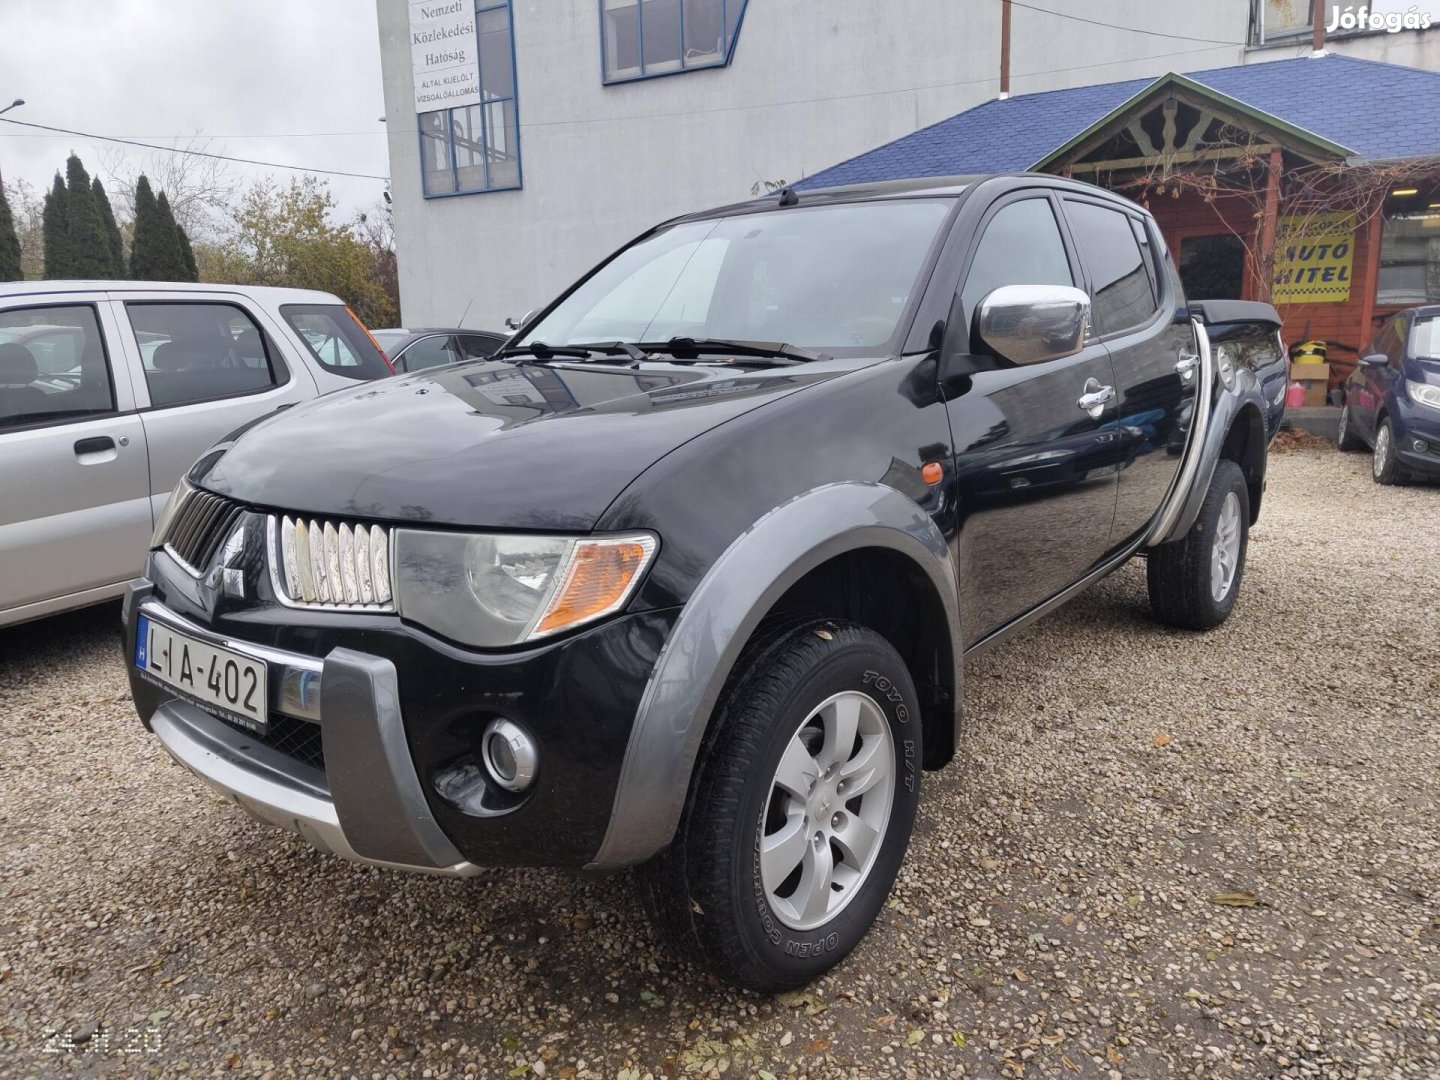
3, 445, 1438, 1080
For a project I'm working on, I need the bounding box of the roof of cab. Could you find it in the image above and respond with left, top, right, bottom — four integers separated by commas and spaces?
0, 280, 343, 305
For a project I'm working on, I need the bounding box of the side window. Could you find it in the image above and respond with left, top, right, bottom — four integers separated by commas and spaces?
127, 303, 279, 409
459, 334, 502, 359
959, 198, 1074, 327
399, 335, 461, 372
0, 304, 116, 430
1131, 216, 1163, 305
1064, 200, 1159, 336
279, 304, 393, 380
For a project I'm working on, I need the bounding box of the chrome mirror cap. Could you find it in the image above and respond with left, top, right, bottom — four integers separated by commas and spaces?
977, 284, 1091, 366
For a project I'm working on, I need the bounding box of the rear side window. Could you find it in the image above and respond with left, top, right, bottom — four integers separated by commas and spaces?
127, 302, 279, 409
281, 304, 391, 380
0, 304, 116, 431
398, 334, 460, 372
459, 334, 503, 359
1064, 200, 1159, 335
960, 198, 1074, 327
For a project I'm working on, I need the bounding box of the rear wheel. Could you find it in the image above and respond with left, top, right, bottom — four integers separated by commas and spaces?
1372, 417, 1408, 485
1336, 401, 1365, 452
1147, 459, 1250, 631
636, 619, 920, 991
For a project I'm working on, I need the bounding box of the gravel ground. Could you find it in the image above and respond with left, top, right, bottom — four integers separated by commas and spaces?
2, 445, 1438, 1080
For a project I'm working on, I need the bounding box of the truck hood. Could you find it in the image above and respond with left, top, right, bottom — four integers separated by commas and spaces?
199, 358, 844, 530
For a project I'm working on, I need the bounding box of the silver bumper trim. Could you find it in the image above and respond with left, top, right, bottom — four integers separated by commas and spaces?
152, 701, 480, 877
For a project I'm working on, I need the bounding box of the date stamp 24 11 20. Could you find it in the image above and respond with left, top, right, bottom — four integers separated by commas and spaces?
40, 1026, 162, 1055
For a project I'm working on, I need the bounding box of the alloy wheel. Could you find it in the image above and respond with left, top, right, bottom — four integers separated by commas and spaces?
1210, 490, 1242, 603
1374, 424, 1390, 479
759, 691, 895, 932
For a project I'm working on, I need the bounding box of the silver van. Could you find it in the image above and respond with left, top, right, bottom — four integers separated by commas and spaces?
0, 281, 393, 628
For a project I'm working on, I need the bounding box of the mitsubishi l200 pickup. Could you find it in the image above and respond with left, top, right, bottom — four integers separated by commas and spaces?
122, 175, 1286, 990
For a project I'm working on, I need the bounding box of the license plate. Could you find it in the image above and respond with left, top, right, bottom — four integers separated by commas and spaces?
135, 614, 268, 734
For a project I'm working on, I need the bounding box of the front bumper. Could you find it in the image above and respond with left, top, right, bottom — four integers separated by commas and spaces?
1393, 401, 1440, 476
123, 563, 678, 872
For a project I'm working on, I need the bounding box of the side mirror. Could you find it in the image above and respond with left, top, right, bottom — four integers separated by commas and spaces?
505, 309, 536, 332
1359, 352, 1388, 368
977, 284, 1091, 366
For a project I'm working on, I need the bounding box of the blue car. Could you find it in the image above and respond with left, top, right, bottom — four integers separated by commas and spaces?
1337, 305, 1440, 484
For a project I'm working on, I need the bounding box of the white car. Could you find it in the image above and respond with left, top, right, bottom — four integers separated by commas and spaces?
0, 281, 394, 628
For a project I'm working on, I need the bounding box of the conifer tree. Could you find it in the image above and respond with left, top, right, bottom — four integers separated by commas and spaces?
0, 184, 22, 281
153, 191, 189, 280
92, 176, 126, 278
42, 172, 69, 278
63, 154, 111, 278
176, 223, 199, 282
128, 174, 167, 280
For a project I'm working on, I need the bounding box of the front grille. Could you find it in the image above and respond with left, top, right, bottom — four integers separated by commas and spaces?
159, 488, 244, 574
262, 715, 326, 771
269, 515, 393, 610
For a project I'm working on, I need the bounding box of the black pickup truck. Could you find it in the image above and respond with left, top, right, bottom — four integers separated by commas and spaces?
122, 175, 1286, 991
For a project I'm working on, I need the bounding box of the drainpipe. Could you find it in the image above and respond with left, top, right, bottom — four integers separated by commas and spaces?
999, 0, 1011, 99
1311, 6, 1327, 56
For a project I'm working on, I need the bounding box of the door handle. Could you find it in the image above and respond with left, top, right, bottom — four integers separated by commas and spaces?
74, 435, 116, 455
1076, 382, 1115, 419
1176, 351, 1201, 383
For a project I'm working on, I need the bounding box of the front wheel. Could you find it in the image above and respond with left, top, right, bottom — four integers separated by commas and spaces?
1372, 417, 1408, 485
1147, 458, 1250, 631
636, 619, 921, 991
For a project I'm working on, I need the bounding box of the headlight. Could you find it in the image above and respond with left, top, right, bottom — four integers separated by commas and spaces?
1406, 379, 1440, 410
393, 530, 657, 647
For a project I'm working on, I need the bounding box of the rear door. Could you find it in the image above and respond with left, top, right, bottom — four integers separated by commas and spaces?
1062, 196, 1197, 549
0, 295, 151, 619
945, 191, 1120, 642
112, 293, 317, 526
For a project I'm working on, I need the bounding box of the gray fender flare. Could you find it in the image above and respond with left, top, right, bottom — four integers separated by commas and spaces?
586, 481, 961, 870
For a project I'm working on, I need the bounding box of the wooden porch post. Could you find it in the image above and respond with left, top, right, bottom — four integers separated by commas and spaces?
1255, 147, 1283, 302
1357, 195, 1386, 344
999, 0, 1011, 98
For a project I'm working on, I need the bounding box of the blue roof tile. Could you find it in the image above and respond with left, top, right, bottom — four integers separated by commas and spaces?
796, 55, 1440, 190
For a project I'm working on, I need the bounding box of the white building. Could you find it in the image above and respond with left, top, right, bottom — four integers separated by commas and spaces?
376, 0, 1440, 330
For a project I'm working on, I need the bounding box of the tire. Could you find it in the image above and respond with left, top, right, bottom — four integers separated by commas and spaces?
1147, 458, 1250, 631
636, 618, 921, 991
1371, 417, 1408, 485
1336, 400, 1365, 452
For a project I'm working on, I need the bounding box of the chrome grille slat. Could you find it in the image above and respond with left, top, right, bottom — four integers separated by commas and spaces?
269, 514, 393, 611
158, 488, 243, 575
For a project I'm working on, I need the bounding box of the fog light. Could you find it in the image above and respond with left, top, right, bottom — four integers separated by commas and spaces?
1414, 438, 1430, 454
482, 718, 537, 792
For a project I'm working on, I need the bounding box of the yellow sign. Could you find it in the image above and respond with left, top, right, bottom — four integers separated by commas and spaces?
1272, 213, 1355, 305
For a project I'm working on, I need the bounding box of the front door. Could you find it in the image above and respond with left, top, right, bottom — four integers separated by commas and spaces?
0, 297, 152, 619
1063, 196, 1198, 548
110, 294, 317, 526
945, 193, 1120, 644
1353, 314, 1406, 440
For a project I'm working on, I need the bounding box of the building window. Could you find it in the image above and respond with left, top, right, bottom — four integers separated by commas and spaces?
420, 1, 521, 197
1377, 210, 1440, 306
600, 0, 748, 83
1251, 0, 1314, 44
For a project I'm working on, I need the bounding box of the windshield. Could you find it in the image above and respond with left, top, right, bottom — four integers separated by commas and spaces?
522, 199, 953, 356
1413, 316, 1440, 360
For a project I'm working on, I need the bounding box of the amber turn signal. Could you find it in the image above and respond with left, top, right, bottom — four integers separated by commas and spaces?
921, 461, 944, 485
534, 535, 657, 636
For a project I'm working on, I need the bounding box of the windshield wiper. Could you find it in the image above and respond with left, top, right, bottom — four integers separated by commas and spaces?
637, 337, 831, 366
497, 340, 649, 364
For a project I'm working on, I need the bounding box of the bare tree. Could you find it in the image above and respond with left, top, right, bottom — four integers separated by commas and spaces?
98, 135, 239, 241
2, 177, 47, 280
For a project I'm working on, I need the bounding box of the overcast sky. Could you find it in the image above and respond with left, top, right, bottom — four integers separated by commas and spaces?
0, 0, 388, 228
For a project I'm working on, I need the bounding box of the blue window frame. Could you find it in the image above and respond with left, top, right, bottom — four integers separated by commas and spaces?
419, 0, 521, 197
600, 0, 749, 84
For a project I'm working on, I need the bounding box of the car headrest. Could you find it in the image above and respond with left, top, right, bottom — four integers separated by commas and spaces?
0, 342, 38, 386
151, 341, 188, 371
